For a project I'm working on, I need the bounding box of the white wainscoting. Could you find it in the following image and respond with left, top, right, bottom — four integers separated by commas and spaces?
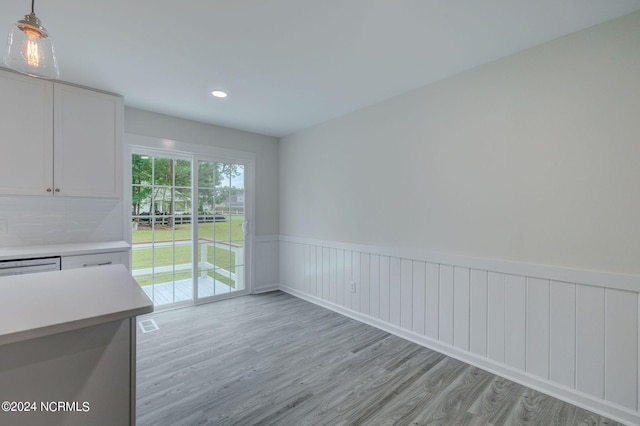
253, 235, 279, 293
278, 235, 640, 425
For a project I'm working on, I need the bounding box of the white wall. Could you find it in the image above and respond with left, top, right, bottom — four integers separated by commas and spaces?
280, 11, 640, 276
125, 107, 279, 237
279, 11, 640, 424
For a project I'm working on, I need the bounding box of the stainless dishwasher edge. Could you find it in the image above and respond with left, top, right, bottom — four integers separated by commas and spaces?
0, 257, 62, 277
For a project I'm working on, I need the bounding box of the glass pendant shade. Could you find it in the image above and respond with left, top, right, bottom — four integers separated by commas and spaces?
3, 12, 59, 79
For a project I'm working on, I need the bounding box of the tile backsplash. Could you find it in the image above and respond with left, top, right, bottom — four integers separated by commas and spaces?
0, 196, 124, 247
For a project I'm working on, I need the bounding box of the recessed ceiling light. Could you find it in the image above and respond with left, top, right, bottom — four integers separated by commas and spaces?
211, 90, 227, 98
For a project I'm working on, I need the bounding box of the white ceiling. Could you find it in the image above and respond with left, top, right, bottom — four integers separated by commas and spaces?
2, 1, 639, 137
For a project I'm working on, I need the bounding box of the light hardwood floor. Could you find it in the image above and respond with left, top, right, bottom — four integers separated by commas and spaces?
136, 291, 623, 426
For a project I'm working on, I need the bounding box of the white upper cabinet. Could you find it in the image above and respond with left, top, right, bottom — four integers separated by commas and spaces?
0, 69, 123, 198
0, 71, 54, 195
54, 84, 123, 198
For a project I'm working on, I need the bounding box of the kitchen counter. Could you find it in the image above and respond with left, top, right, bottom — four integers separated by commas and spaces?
0, 264, 152, 346
0, 240, 130, 261
0, 264, 152, 426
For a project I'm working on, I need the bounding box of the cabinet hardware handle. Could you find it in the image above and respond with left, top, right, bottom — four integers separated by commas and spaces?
46, 188, 52, 192
82, 261, 113, 267
54, 188, 60, 192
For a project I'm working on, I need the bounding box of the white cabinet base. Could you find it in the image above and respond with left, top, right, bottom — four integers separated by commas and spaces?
0, 319, 133, 426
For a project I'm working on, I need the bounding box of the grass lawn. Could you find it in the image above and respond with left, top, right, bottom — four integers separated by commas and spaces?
132, 215, 244, 287
132, 215, 245, 243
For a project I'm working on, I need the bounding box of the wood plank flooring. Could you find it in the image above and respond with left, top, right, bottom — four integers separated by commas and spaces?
136, 291, 623, 426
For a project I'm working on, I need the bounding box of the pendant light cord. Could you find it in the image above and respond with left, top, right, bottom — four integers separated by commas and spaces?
31, 0, 35, 14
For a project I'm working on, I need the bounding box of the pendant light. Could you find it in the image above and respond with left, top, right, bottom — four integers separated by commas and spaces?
3, 0, 59, 79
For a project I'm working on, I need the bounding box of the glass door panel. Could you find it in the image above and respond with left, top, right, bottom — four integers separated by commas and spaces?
196, 160, 246, 300
131, 153, 193, 307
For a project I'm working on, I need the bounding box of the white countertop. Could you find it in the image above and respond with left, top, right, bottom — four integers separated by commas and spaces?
0, 264, 153, 346
0, 241, 130, 261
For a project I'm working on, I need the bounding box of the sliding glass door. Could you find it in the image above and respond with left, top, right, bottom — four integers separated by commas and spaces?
131, 148, 251, 307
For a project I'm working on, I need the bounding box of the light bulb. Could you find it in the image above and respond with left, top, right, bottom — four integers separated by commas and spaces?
23, 29, 41, 68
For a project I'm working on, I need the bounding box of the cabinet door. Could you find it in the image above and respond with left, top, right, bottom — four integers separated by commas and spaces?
54, 84, 123, 197
0, 71, 54, 195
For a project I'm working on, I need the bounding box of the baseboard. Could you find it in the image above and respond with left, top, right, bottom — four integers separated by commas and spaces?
280, 284, 638, 425
252, 285, 279, 294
